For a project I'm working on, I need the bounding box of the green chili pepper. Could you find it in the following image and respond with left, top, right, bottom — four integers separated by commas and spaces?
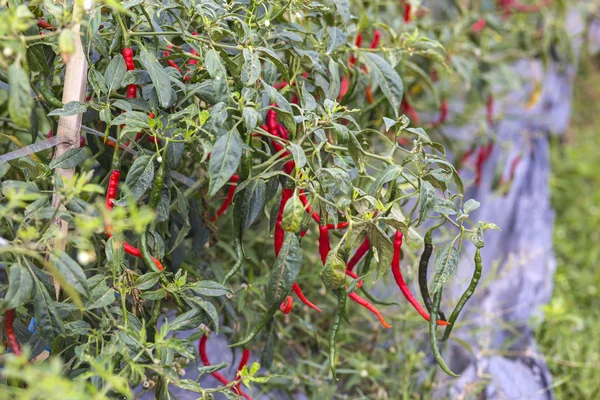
140, 156, 166, 273
429, 286, 459, 377
329, 286, 347, 380
37, 78, 64, 108
419, 227, 447, 321
441, 248, 482, 342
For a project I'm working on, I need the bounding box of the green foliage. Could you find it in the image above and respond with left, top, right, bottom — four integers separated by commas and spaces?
0, 0, 567, 397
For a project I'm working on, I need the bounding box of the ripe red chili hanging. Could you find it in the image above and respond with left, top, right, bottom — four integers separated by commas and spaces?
347, 291, 391, 328
318, 224, 331, 265
105, 170, 121, 211
390, 231, 450, 326
122, 48, 137, 99
3, 309, 22, 356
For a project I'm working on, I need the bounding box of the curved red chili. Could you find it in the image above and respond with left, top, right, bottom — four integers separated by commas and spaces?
347, 291, 391, 328
4, 309, 22, 356
292, 283, 321, 312
390, 231, 450, 326
37, 19, 54, 30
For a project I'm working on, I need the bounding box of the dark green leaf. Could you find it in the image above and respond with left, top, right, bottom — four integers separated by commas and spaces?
363, 53, 403, 118
266, 233, 302, 306
188, 280, 232, 297
49, 148, 85, 169
124, 155, 155, 201
366, 223, 394, 279
105, 54, 126, 93
8, 61, 34, 128
139, 45, 173, 107
432, 243, 459, 294
1, 265, 33, 312
208, 130, 242, 197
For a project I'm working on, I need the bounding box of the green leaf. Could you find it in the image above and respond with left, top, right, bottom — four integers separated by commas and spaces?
368, 164, 403, 196
242, 48, 261, 86
417, 180, 436, 227
86, 278, 115, 310
243, 107, 261, 133
332, 0, 350, 24
105, 54, 126, 93
1, 265, 33, 313
257, 46, 289, 82
366, 223, 394, 279
289, 143, 306, 169
363, 53, 404, 118
241, 179, 267, 232
208, 130, 242, 197
464, 199, 481, 214
133, 272, 162, 290
139, 45, 173, 107
188, 297, 220, 333
33, 284, 65, 342
282, 193, 304, 233
432, 243, 459, 294
89, 68, 108, 94
205, 49, 228, 102
124, 155, 155, 201
8, 61, 34, 128
320, 253, 346, 290
51, 250, 89, 297
48, 101, 88, 117
266, 233, 302, 306
188, 280, 232, 297
433, 198, 458, 215
198, 363, 228, 376
49, 148, 85, 169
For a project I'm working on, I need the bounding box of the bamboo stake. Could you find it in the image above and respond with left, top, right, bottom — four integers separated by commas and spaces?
50, 7, 89, 300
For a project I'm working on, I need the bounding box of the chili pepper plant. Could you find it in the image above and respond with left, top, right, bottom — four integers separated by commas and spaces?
0, 0, 565, 398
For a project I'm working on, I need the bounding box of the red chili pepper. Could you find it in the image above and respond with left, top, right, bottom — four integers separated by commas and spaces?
471, 18, 487, 33
122, 48, 137, 99
298, 190, 321, 224
163, 46, 182, 71
279, 295, 294, 314
199, 336, 252, 400
274, 187, 294, 256
346, 237, 371, 272
486, 94, 494, 126
404, 3, 412, 23
3, 309, 22, 356
106, 232, 164, 271
105, 170, 121, 211
474, 142, 494, 187
318, 224, 331, 265
347, 291, 391, 328
292, 282, 321, 312
438, 100, 448, 125
370, 30, 381, 49
345, 270, 363, 289
390, 231, 450, 326
339, 76, 349, 100
37, 19, 54, 30
210, 174, 239, 222
349, 33, 363, 66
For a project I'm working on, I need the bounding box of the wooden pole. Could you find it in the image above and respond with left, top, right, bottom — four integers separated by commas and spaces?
50, 10, 89, 299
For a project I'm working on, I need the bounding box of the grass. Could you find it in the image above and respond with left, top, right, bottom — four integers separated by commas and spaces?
534, 53, 600, 398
